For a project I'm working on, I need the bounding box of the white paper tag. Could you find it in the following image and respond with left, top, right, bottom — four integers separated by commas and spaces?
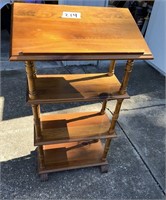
62, 11, 81, 19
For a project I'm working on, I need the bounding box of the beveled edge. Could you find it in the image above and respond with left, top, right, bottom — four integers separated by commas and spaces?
10, 53, 153, 61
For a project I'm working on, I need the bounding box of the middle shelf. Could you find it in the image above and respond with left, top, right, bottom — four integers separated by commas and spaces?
28, 73, 129, 104
34, 111, 116, 146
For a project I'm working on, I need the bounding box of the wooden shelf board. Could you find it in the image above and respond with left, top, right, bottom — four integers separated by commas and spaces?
38, 140, 107, 174
35, 112, 116, 146
28, 73, 129, 104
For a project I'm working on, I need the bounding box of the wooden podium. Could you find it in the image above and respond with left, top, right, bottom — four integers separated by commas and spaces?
10, 3, 153, 181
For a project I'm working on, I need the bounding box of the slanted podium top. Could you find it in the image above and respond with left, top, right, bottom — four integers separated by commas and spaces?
10, 3, 153, 61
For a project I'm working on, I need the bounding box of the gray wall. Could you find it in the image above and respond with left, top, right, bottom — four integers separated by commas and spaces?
145, 1, 166, 75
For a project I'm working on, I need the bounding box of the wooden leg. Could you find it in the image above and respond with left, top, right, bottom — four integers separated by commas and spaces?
102, 138, 112, 162
119, 60, 134, 95
30, 61, 37, 78
108, 99, 123, 132
40, 173, 48, 181
38, 146, 45, 170
108, 60, 116, 76
100, 100, 108, 115
100, 164, 109, 173
32, 104, 42, 141
102, 99, 123, 161
25, 61, 37, 99
97, 60, 100, 67
26, 61, 41, 138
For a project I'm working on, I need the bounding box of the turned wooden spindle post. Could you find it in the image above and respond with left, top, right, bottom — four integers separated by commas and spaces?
25, 61, 42, 140
30, 61, 37, 78
38, 146, 45, 170
100, 100, 108, 115
108, 60, 116, 76
32, 104, 42, 140
25, 61, 37, 99
102, 99, 123, 161
119, 60, 134, 95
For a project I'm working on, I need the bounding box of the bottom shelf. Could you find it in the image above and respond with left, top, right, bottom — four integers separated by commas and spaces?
38, 140, 107, 174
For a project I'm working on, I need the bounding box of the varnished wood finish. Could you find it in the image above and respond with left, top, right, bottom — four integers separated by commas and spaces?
38, 140, 108, 174
11, 53, 153, 61
119, 60, 134, 95
27, 73, 129, 104
10, 3, 153, 61
25, 61, 36, 99
25, 60, 42, 141
109, 99, 123, 132
102, 99, 123, 161
10, 3, 153, 177
34, 112, 116, 146
108, 60, 116, 76
100, 100, 108, 115
32, 104, 42, 141
38, 145, 45, 170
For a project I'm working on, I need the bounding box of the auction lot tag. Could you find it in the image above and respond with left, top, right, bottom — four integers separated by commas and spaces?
62, 12, 81, 19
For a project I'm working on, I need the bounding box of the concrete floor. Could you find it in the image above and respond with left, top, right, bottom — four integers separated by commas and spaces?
0, 30, 165, 199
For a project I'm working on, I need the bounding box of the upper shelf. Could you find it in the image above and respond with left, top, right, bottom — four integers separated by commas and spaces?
10, 3, 153, 61
27, 73, 129, 104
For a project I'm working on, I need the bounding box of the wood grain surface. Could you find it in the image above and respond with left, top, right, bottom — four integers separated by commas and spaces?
27, 73, 129, 104
34, 112, 116, 145
38, 140, 107, 173
10, 3, 153, 61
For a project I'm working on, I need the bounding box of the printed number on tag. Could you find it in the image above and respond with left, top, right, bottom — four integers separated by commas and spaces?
62, 12, 81, 19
